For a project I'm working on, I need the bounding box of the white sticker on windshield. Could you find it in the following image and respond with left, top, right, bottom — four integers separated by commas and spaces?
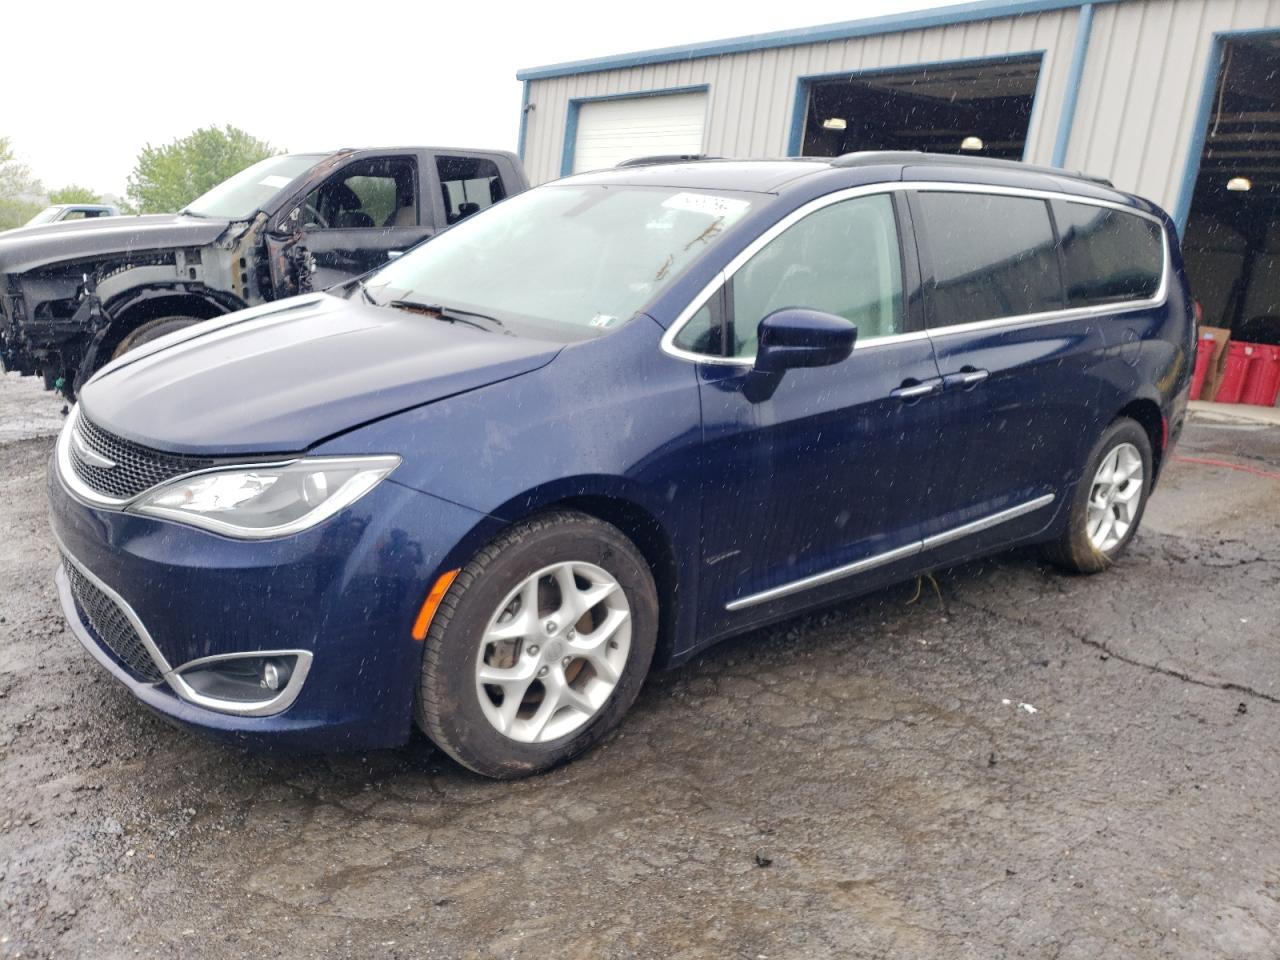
589, 313, 618, 328
258, 175, 293, 188
661, 192, 750, 218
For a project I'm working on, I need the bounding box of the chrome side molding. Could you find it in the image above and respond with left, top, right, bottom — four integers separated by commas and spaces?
726, 493, 1055, 611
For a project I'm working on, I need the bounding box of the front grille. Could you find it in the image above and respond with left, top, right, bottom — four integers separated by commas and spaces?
62, 556, 164, 683
70, 413, 214, 500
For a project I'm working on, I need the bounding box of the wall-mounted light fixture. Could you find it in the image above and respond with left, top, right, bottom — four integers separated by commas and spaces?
1226, 176, 1252, 192
822, 117, 848, 131
960, 136, 985, 151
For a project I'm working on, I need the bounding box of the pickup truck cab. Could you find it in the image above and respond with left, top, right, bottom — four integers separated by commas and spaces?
0, 146, 527, 396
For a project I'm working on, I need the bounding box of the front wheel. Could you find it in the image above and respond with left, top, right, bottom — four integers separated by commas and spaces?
1043, 417, 1153, 574
110, 315, 204, 359
415, 511, 658, 779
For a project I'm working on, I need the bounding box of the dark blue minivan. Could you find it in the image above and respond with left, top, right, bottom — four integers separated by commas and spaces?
48, 152, 1193, 777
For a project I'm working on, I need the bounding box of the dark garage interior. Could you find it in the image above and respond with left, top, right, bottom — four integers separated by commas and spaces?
1182, 35, 1280, 343
799, 55, 1042, 160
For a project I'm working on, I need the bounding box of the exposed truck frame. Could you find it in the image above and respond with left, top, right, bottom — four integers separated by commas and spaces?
0, 146, 527, 397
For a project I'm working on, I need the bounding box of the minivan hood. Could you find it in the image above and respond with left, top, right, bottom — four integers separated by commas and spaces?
0, 213, 229, 274
78, 293, 562, 455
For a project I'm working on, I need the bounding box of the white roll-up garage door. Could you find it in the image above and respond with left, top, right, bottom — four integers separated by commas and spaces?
572, 91, 708, 174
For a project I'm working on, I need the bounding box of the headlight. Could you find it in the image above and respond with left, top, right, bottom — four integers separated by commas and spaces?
129, 456, 400, 538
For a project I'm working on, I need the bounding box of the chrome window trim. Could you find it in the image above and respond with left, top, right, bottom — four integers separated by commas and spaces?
660, 180, 1170, 368
725, 493, 1055, 611
56, 533, 314, 717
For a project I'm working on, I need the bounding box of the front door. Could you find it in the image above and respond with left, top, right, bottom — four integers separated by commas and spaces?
268, 155, 434, 296
687, 191, 944, 637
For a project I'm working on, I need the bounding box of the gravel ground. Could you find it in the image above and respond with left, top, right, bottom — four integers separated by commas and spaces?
1, 370, 1277, 959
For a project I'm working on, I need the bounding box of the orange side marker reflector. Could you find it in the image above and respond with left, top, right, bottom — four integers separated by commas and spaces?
412, 569, 459, 640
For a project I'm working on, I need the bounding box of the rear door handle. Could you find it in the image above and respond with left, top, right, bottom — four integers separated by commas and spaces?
942, 369, 989, 390
890, 378, 942, 401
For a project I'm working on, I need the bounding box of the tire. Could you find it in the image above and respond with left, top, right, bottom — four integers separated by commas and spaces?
415, 511, 658, 779
1043, 417, 1153, 574
110, 315, 204, 360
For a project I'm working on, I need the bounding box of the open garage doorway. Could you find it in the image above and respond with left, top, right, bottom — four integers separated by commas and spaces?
796, 55, 1042, 160
1182, 35, 1280, 346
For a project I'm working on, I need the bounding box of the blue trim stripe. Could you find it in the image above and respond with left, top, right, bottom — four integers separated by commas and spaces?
1051, 2, 1093, 167
517, 0, 1122, 81
786, 52, 1045, 159
560, 85, 711, 178
1173, 26, 1280, 236
517, 80, 530, 162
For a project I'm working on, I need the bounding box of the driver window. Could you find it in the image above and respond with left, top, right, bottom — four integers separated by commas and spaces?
301, 157, 418, 230
729, 193, 904, 358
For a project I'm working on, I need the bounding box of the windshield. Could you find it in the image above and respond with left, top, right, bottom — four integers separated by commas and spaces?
364, 183, 764, 337
183, 154, 324, 219
25, 206, 64, 226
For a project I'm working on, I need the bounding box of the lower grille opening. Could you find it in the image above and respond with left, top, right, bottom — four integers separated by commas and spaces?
62, 557, 164, 683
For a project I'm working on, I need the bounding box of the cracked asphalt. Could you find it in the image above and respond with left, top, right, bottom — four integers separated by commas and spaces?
1, 370, 1277, 959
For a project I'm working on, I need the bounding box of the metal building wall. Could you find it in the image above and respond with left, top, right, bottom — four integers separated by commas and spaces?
521, 7, 1083, 185
1067, 0, 1280, 215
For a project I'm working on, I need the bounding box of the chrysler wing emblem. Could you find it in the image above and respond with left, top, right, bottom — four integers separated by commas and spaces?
70, 429, 116, 469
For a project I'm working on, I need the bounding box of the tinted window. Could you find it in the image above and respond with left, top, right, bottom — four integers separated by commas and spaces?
1056, 202, 1163, 306
673, 301, 726, 356
918, 192, 1061, 326
437, 155, 506, 224
729, 194, 904, 358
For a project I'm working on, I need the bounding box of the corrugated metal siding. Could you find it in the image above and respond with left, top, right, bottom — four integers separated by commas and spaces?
1068, 0, 1280, 214
522, 8, 1081, 184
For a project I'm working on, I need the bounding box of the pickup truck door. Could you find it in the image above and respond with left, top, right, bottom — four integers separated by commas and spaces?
265, 151, 437, 296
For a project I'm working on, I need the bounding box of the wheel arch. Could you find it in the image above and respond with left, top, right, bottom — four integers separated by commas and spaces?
1113, 396, 1165, 478
102, 286, 244, 355
474, 480, 691, 669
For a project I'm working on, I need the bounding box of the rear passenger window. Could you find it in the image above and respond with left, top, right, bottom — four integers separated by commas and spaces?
437, 155, 506, 225
1056, 202, 1164, 306
917, 192, 1062, 327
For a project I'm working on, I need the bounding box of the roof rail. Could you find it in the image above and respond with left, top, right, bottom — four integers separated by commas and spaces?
830, 150, 1114, 188
616, 154, 723, 167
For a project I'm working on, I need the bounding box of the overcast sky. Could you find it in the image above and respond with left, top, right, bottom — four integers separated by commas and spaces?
4, 0, 965, 198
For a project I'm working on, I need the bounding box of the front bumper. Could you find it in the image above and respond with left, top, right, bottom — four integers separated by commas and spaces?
48, 455, 495, 751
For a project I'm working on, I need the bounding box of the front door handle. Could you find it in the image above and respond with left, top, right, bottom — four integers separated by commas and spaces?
890, 378, 942, 401
942, 369, 990, 390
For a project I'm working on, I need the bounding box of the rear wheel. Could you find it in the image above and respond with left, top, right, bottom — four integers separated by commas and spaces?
1043, 417, 1152, 574
415, 511, 658, 779
110, 315, 203, 359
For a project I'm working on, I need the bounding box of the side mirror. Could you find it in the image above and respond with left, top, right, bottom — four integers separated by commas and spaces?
754, 308, 857, 373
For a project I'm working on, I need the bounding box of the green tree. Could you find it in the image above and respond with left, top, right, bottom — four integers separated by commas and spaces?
0, 136, 45, 230
49, 184, 103, 205
126, 125, 277, 214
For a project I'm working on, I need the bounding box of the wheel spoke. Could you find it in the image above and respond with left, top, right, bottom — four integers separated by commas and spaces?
474, 559, 633, 744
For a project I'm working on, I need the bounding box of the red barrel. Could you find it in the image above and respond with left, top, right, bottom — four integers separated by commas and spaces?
1191, 334, 1216, 400
1242, 344, 1280, 407
1216, 342, 1259, 404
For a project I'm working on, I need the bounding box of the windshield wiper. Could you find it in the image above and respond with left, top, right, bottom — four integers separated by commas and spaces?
382, 299, 504, 332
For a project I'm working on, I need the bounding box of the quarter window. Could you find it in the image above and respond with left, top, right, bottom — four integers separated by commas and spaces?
917, 192, 1062, 327
727, 194, 904, 358
1056, 202, 1164, 306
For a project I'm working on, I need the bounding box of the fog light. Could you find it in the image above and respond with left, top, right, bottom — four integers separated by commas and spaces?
177, 655, 297, 704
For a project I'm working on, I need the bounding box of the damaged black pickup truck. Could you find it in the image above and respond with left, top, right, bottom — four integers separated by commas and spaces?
0, 146, 527, 397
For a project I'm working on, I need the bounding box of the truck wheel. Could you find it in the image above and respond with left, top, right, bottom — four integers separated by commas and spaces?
110, 316, 203, 359
415, 511, 658, 779
1043, 417, 1153, 574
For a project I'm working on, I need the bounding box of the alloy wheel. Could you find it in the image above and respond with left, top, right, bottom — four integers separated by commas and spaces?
1086, 441, 1144, 552
474, 561, 631, 743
